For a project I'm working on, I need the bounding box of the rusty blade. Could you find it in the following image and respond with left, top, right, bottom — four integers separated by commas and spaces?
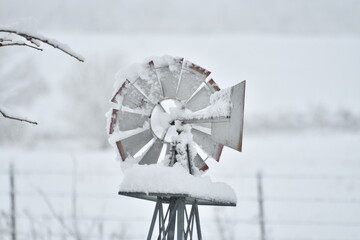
185, 79, 221, 112
111, 79, 154, 113
116, 129, 154, 161
191, 128, 223, 161
176, 60, 210, 101
132, 61, 163, 104
109, 109, 119, 135
211, 80, 246, 152
193, 154, 209, 171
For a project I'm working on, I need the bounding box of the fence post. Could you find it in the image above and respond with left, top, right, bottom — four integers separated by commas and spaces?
257, 171, 266, 240
10, 163, 16, 240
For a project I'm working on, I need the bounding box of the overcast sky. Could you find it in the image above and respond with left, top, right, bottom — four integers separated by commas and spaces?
1, 0, 360, 35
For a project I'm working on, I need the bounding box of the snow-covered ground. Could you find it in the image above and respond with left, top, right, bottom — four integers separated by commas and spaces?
1, 34, 360, 239
1, 132, 359, 239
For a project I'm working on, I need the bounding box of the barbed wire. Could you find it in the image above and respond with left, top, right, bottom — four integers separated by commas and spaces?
1, 170, 360, 180
2, 213, 360, 228
1, 191, 359, 204
1, 168, 360, 239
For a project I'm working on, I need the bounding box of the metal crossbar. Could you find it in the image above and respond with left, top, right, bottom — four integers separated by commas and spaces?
147, 197, 202, 240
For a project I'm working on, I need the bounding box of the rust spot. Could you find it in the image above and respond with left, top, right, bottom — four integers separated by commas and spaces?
207, 79, 221, 92
116, 141, 127, 161
187, 62, 211, 76
109, 109, 119, 134
111, 79, 131, 103
200, 164, 209, 171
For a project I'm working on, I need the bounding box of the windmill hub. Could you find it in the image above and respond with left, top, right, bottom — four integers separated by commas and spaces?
150, 98, 188, 143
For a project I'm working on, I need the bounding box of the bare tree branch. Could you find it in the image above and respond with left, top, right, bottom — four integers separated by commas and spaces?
0, 42, 43, 51
0, 28, 84, 62
0, 108, 38, 125
0, 27, 85, 125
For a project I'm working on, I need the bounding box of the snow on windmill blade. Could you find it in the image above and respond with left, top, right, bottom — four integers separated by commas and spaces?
176, 60, 211, 101
185, 79, 221, 112
111, 79, 154, 113
153, 56, 183, 98
131, 61, 163, 104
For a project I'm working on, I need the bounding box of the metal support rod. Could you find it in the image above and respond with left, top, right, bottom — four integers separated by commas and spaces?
10, 163, 16, 240
185, 203, 195, 239
148, 197, 204, 240
167, 199, 177, 240
148, 199, 160, 240
257, 171, 266, 240
177, 199, 185, 240
159, 198, 165, 239
194, 203, 202, 240
185, 145, 193, 175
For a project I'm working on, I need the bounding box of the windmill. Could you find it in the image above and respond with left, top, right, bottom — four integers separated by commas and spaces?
107, 56, 246, 240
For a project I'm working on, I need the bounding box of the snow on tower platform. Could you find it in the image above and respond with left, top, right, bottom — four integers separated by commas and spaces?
119, 163, 237, 206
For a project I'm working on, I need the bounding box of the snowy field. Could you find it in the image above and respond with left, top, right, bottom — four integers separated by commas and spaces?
1, 34, 360, 239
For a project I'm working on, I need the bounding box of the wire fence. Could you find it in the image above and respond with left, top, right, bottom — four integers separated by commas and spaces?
0, 167, 359, 240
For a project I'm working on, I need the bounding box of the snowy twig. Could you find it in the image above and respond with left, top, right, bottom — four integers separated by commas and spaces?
0, 42, 43, 51
0, 28, 84, 62
0, 107, 38, 125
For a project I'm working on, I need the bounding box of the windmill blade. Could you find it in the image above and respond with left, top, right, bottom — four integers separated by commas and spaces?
116, 129, 154, 161
191, 128, 223, 162
186, 79, 220, 112
117, 110, 149, 131
132, 61, 163, 104
193, 154, 209, 171
111, 80, 154, 113
176, 60, 211, 101
154, 58, 183, 98
138, 139, 164, 165
109, 109, 119, 134
211, 81, 246, 152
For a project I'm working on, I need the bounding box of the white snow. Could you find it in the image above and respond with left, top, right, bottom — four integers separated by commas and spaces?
181, 87, 232, 121
119, 163, 237, 204
150, 55, 182, 70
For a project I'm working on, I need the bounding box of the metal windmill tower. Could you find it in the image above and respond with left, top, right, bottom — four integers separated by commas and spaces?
108, 56, 246, 240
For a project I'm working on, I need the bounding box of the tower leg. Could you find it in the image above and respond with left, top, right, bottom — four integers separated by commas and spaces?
147, 197, 202, 240
177, 199, 185, 240
194, 204, 202, 240
147, 199, 160, 240
167, 198, 177, 240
